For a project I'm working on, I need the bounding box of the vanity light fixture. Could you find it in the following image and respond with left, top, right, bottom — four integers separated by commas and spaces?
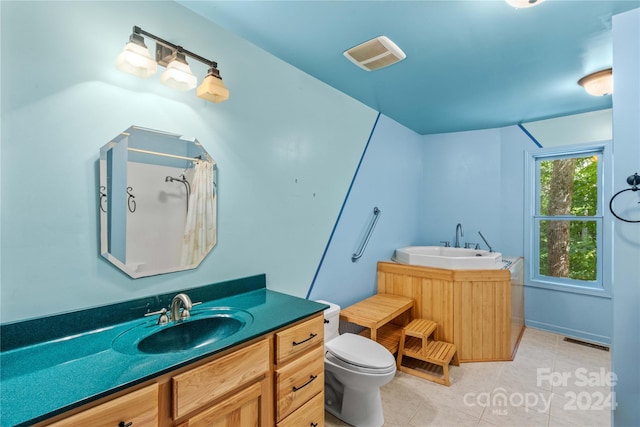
115, 32, 157, 78
160, 52, 197, 91
197, 67, 230, 103
505, 0, 544, 8
578, 68, 613, 96
115, 26, 229, 102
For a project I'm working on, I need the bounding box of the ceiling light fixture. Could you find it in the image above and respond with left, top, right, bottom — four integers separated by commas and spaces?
578, 68, 613, 96
505, 0, 545, 8
115, 26, 229, 102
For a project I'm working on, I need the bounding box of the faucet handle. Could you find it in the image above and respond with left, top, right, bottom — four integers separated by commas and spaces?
180, 301, 202, 319
464, 242, 479, 249
145, 307, 169, 325
440, 240, 451, 247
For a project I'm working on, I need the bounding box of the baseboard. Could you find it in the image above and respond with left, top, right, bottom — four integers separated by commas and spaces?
525, 320, 611, 345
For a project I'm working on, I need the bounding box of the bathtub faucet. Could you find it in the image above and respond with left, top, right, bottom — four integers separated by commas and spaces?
478, 231, 494, 253
455, 223, 464, 248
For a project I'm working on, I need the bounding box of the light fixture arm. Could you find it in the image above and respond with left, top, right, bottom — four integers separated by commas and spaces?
133, 26, 218, 69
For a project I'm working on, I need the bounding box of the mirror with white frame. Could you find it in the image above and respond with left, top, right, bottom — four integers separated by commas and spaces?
99, 126, 217, 278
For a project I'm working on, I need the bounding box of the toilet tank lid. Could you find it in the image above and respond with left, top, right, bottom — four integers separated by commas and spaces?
326, 333, 395, 370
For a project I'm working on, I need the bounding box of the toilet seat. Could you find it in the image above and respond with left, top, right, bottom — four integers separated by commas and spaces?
325, 333, 396, 374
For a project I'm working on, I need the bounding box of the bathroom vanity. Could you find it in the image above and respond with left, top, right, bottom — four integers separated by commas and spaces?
39, 315, 324, 427
0, 276, 327, 427
377, 258, 524, 362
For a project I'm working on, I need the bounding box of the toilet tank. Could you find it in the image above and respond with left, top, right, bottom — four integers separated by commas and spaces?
315, 300, 340, 342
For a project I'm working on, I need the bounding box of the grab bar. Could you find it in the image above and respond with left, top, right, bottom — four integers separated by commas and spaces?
352, 207, 381, 262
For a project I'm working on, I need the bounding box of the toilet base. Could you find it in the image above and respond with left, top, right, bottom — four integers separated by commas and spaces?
325, 386, 384, 427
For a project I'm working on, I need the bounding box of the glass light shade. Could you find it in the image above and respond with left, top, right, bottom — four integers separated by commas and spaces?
197, 75, 230, 103
505, 0, 544, 8
160, 59, 197, 91
578, 69, 613, 96
115, 42, 157, 78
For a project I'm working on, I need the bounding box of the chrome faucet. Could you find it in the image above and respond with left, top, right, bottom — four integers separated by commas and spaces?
170, 293, 193, 322
455, 223, 464, 248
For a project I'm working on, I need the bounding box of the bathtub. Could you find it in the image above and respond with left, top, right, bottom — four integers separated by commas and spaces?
393, 246, 504, 270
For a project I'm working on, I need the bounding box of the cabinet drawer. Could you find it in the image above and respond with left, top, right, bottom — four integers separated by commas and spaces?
275, 314, 324, 364
275, 345, 324, 421
277, 391, 324, 427
182, 380, 264, 427
47, 384, 158, 427
173, 339, 270, 420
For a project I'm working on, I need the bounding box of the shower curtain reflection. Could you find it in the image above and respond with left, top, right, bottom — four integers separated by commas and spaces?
181, 160, 216, 266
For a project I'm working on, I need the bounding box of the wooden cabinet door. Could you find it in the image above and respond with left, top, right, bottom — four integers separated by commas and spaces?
172, 339, 270, 420
181, 380, 265, 427
47, 384, 158, 427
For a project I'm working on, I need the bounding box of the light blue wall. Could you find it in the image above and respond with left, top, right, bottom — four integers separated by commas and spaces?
0, 1, 378, 322
498, 125, 530, 257
612, 8, 640, 427
525, 288, 612, 343
419, 125, 614, 344
419, 125, 532, 257
308, 114, 423, 307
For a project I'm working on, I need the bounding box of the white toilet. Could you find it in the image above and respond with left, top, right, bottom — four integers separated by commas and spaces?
317, 300, 396, 427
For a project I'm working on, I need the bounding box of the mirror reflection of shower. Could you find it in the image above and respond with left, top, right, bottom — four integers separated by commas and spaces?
165, 174, 191, 212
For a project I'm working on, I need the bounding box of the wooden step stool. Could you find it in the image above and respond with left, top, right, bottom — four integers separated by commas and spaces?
396, 318, 459, 386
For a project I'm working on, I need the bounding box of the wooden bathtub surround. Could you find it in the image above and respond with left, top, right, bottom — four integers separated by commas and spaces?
377, 260, 524, 362
339, 293, 414, 354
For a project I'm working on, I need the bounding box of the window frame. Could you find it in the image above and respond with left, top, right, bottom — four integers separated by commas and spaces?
524, 142, 612, 297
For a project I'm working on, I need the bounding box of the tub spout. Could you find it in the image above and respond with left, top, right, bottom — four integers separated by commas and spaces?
455, 223, 464, 248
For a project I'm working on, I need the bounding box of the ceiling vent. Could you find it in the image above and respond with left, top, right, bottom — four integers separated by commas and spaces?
343, 36, 406, 71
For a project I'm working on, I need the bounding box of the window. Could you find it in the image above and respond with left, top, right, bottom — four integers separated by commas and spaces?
526, 145, 610, 294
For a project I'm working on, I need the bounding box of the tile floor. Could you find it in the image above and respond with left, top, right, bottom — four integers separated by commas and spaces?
325, 328, 613, 427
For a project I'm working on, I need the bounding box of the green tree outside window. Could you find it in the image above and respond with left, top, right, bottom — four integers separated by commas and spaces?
537, 154, 599, 282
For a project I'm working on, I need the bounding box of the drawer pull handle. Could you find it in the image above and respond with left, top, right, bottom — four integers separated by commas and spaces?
118, 422, 133, 427
292, 375, 317, 392
292, 333, 317, 346
311, 423, 318, 427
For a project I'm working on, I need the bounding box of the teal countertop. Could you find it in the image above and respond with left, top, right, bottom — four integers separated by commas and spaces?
0, 287, 326, 427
